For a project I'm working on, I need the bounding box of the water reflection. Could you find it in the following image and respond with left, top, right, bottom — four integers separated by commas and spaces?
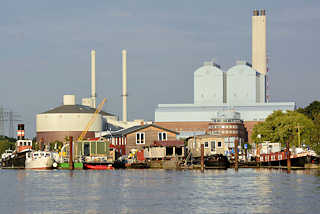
0, 168, 319, 214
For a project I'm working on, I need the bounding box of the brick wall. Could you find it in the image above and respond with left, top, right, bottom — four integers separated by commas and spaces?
125, 126, 177, 154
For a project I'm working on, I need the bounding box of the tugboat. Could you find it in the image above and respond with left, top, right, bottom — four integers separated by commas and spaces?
1, 139, 33, 169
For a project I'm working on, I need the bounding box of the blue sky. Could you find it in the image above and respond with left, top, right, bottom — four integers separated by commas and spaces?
1, 0, 320, 137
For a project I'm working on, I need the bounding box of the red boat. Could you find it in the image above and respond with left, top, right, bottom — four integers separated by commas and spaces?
84, 163, 114, 170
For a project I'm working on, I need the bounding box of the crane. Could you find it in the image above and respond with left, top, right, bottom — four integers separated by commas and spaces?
78, 98, 107, 141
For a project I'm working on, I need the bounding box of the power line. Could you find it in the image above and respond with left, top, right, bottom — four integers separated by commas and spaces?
0, 107, 21, 138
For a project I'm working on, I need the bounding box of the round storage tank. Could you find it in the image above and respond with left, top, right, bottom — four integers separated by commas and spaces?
36, 104, 103, 143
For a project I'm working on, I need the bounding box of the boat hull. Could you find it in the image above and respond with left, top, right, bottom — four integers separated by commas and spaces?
204, 155, 230, 169
1, 151, 28, 169
83, 163, 114, 170
25, 158, 54, 169
58, 162, 83, 169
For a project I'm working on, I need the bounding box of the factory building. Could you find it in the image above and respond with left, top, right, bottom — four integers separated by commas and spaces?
155, 10, 295, 143
36, 95, 117, 143
36, 49, 152, 144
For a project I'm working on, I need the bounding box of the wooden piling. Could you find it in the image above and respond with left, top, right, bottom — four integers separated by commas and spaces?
234, 140, 239, 171
201, 144, 204, 172
286, 141, 291, 171
69, 136, 74, 170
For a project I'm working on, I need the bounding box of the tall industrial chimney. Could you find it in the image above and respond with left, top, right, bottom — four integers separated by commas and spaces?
91, 49, 96, 108
252, 9, 267, 75
252, 9, 267, 103
122, 49, 128, 122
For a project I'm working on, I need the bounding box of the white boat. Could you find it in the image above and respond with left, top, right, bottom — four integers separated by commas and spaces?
25, 151, 54, 169
1, 149, 13, 161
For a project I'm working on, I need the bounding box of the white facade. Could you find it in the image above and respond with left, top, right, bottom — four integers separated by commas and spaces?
227, 63, 257, 104
155, 103, 295, 122
36, 113, 103, 132
194, 61, 224, 105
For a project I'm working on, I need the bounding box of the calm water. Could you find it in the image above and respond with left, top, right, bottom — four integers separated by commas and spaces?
0, 168, 320, 214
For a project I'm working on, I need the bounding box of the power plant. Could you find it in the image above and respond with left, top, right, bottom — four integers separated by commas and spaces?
155, 10, 295, 143
36, 10, 294, 144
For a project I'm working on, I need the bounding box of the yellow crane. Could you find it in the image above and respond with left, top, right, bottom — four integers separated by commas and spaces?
78, 98, 107, 141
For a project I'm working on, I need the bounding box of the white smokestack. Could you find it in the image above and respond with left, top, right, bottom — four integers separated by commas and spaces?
122, 49, 127, 122
252, 9, 267, 75
91, 49, 96, 108
252, 10, 267, 103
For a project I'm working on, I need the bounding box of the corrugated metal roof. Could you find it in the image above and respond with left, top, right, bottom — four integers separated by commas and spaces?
103, 124, 179, 137
41, 104, 114, 116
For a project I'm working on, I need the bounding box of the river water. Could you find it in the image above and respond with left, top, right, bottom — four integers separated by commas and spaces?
0, 168, 320, 214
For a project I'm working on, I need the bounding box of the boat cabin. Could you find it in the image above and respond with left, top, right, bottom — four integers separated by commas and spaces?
186, 135, 226, 157
60, 138, 116, 163
16, 140, 33, 153
26, 151, 52, 160
144, 140, 185, 160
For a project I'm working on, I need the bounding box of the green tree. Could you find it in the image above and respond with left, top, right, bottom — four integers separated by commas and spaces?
297, 100, 320, 120
252, 110, 315, 148
296, 101, 320, 154
0, 136, 16, 154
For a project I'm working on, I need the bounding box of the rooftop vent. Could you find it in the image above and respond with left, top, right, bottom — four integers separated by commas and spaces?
63, 95, 76, 105
236, 60, 252, 67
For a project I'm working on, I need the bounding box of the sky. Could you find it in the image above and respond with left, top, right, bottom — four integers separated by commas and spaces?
1, 0, 320, 138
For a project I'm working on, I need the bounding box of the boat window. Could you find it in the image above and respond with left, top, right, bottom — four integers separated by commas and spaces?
34, 153, 39, 157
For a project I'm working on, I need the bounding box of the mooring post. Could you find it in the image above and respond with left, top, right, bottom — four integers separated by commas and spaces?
69, 136, 74, 170
201, 144, 204, 172
286, 141, 291, 171
234, 140, 239, 171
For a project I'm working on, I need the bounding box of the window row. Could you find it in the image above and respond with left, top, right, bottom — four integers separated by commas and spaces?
209, 125, 239, 129
136, 132, 168, 144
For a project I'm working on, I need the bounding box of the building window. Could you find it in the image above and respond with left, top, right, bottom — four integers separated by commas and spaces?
217, 142, 222, 147
204, 142, 209, 148
158, 132, 167, 141
211, 141, 216, 151
136, 133, 145, 144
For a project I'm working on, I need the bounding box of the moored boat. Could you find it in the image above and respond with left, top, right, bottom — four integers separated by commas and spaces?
204, 154, 230, 169
25, 151, 54, 169
83, 163, 114, 170
1, 139, 33, 169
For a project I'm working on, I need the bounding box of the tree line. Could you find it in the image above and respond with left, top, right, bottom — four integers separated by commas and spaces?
252, 101, 320, 154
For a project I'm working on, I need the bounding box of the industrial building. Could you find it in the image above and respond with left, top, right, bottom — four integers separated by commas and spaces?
155, 10, 295, 143
36, 95, 114, 143
36, 49, 149, 144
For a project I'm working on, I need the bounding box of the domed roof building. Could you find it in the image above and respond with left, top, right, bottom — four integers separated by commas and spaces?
36, 95, 115, 144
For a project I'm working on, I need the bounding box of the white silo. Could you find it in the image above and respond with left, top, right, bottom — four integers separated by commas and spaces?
194, 60, 224, 105
36, 95, 104, 143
